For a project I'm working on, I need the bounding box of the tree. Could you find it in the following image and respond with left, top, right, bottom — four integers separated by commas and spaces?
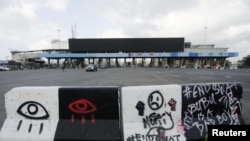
225, 60, 232, 67
244, 55, 250, 67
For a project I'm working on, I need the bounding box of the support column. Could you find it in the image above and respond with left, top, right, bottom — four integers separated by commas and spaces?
141, 58, 144, 67
157, 58, 160, 67
70, 59, 73, 68
201, 58, 205, 68
152, 58, 158, 67
57, 59, 60, 67
124, 58, 127, 67
194, 58, 199, 68
198, 58, 201, 68
132, 58, 136, 67
107, 58, 111, 67
169, 58, 174, 68
48, 59, 51, 68
149, 58, 154, 67
98, 58, 102, 67
115, 58, 118, 67
222, 58, 226, 68
163, 58, 168, 67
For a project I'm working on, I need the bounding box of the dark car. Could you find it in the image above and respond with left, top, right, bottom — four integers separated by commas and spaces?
85, 64, 98, 72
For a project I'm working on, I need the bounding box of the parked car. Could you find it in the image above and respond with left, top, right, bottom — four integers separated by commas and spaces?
0, 65, 10, 71
85, 64, 98, 72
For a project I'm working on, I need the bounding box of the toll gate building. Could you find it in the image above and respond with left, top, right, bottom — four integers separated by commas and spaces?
11, 37, 238, 69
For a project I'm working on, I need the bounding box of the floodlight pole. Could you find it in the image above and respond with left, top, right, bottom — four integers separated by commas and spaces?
204, 26, 208, 44
57, 29, 61, 49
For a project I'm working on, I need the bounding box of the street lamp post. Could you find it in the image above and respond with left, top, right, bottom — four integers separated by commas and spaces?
204, 26, 208, 44
57, 29, 61, 49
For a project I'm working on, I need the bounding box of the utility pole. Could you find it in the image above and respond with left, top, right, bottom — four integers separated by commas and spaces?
57, 29, 61, 49
204, 26, 208, 44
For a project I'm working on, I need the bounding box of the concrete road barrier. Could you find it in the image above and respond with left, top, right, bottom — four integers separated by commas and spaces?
55, 87, 121, 141
0, 83, 244, 141
0, 86, 121, 141
181, 83, 244, 140
0, 87, 59, 141
121, 82, 244, 141
122, 84, 185, 141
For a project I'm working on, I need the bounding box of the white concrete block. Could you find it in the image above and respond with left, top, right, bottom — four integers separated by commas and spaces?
0, 87, 59, 141
121, 85, 186, 141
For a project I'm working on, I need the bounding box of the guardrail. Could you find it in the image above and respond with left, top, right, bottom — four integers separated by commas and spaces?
0, 82, 244, 141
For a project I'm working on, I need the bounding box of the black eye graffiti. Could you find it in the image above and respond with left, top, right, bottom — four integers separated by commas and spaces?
17, 101, 49, 119
16, 101, 49, 134
68, 99, 97, 124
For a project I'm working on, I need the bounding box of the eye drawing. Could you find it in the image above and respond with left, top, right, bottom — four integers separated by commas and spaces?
16, 101, 49, 134
68, 99, 97, 124
17, 101, 49, 119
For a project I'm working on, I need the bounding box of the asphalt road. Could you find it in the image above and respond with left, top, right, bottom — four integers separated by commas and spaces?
1, 67, 250, 128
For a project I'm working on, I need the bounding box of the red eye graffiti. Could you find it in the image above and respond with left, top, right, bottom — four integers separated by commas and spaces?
68, 99, 97, 124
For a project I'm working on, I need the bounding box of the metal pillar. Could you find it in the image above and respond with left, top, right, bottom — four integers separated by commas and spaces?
57, 59, 59, 67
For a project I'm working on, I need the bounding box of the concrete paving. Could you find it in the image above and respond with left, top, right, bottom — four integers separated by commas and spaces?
1, 67, 250, 127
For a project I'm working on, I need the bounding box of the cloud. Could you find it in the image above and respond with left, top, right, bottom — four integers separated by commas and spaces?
92, 0, 197, 38
92, 0, 250, 62
96, 29, 126, 38
0, 0, 249, 63
93, 0, 197, 21
215, 24, 250, 42
30, 39, 51, 50
0, 1, 39, 59
227, 40, 250, 63
45, 0, 69, 12
0, 0, 69, 60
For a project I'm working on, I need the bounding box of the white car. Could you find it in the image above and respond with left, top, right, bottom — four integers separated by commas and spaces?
0, 65, 10, 71
85, 64, 98, 72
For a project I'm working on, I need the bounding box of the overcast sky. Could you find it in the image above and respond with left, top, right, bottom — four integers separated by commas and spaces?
0, 0, 249, 63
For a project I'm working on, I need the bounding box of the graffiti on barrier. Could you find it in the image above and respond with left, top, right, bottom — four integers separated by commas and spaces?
136, 101, 145, 116
127, 90, 182, 141
68, 99, 97, 124
17, 101, 49, 134
148, 91, 164, 110
182, 83, 244, 139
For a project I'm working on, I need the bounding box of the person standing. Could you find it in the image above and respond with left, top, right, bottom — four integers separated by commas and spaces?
62, 62, 66, 72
